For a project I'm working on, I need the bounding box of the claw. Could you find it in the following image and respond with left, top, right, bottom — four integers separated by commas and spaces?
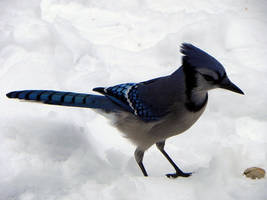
166, 172, 192, 178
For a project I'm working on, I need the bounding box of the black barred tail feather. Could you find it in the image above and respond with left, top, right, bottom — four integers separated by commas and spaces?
6, 90, 120, 112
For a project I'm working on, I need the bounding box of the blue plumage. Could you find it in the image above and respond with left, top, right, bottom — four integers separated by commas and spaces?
93, 83, 166, 122
181, 43, 225, 77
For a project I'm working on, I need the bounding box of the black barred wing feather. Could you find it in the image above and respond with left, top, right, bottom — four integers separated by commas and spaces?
93, 83, 169, 122
93, 83, 135, 113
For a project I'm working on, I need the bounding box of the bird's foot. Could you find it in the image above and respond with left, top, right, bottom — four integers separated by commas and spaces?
166, 172, 192, 178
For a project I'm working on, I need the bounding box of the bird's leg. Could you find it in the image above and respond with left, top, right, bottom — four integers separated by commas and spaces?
134, 148, 148, 177
156, 141, 192, 178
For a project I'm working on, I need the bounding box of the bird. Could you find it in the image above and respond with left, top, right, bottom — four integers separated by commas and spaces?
6, 43, 244, 178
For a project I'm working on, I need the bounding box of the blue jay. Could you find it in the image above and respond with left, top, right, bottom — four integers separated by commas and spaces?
6, 43, 244, 178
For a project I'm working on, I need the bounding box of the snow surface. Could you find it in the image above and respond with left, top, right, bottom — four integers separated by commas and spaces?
1, 0, 267, 199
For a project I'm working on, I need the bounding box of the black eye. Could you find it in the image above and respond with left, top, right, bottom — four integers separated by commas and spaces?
203, 74, 214, 82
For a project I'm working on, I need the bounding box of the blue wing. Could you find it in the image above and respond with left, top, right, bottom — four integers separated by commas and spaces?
93, 82, 169, 122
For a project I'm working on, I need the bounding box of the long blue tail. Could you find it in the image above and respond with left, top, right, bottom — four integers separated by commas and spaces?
6, 90, 120, 112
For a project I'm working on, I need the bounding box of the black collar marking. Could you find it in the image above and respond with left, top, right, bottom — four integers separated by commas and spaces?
182, 64, 208, 112
182, 62, 197, 100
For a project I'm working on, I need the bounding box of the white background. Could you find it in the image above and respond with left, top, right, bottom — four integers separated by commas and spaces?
1, 0, 267, 199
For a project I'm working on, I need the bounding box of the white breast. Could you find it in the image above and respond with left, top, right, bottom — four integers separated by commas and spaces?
107, 100, 207, 151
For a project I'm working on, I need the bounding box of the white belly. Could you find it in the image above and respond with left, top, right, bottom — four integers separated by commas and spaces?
110, 103, 206, 151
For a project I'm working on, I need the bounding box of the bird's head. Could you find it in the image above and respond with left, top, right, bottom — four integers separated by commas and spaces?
181, 43, 244, 95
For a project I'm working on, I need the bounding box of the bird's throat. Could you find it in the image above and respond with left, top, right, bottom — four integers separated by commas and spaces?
185, 92, 208, 112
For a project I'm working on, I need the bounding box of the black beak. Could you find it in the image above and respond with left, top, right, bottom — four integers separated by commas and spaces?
219, 77, 244, 95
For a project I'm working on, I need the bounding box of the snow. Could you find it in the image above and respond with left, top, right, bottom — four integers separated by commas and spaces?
1, 0, 267, 199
